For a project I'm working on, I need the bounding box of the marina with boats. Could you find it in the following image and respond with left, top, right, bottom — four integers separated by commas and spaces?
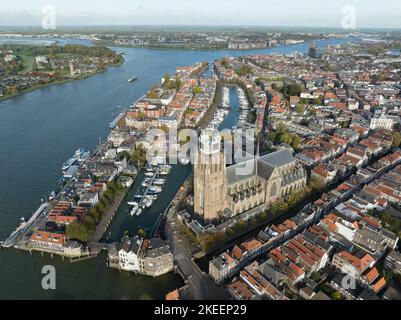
233, 87, 251, 129
127, 161, 172, 217
206, 86, 230, 130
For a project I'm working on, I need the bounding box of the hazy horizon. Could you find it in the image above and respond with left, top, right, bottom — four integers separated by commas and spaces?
1, 25, 401, 32
0, 0, 401, 29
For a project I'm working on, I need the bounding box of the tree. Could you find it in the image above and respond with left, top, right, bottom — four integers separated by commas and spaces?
259, 211, 268, 222
138, 228, 146, 238
296, 104, 305, 114
291, 135, 302, 150
165, 77, 182, 90
331, 292, 342, 300
131, 144, 147, 167
368, 46, 386, 57
270, 201, 289, 216
247, 110, 257, 124
160, 124, 169, 133
89, 207, 102, 224
66, 221, 90, 242
309, 176, 326, 192
200, 231, 225, 252
235, 65, 253, 76
310, 106, 317, 116
279, 133, 293, 145
193, 86, 203, 95
119, 151, 131, 162
83, 215, 96, 232
268, 132, 277, 144
392, 132, 401, 148
277, 122, 287, 135
147, 87, 159, 99
310, 272, 321, 283
281, 83, 303, 98
163, 73, 171, 86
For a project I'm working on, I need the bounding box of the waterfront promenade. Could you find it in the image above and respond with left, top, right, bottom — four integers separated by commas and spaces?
91, 193, 126, 243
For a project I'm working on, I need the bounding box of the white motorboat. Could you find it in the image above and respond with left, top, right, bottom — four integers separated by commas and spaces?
154, 178, 166, 186
159, 169, 170, 176
179, 156, 190, 165
48, 191, 56, 201
142, 181, 151, 188
149, 186, 162, 194
136, 208, 143, 216
130, 205, 139, 216
148, 194, 158, 201
159, 165, 171, 176
145, 198, 153, 208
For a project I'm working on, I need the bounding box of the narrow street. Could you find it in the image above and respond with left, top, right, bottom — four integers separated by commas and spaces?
166, 216, 230, 300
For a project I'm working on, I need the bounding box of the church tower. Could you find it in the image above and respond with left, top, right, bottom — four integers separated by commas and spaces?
194, 130, 227, 223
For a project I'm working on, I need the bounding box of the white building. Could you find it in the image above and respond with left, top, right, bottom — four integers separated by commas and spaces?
335, 218, 358, 241
108, 131, 128, 147
35, 56, 49, 66
370, 115, 394, 130
348, 99, 359, 111
78, 192, 99, 208
118, 237, 143, 272
104, 149, 118, 160
4, 54, 16, 63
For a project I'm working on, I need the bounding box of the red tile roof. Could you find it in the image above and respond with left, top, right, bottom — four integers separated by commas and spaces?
363, 267, 380, 284
372, 277, 387, 293
30, 230, 66, 246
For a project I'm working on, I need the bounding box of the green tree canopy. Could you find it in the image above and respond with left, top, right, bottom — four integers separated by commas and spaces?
66, 221, 90, 243
392, 132, 401, 148
193, 86, 203, 94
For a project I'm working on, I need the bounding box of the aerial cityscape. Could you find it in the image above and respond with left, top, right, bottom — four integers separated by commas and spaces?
1, 0, 401, 306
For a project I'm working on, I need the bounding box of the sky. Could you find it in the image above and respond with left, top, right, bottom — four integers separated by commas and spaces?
0, 0, 401, 29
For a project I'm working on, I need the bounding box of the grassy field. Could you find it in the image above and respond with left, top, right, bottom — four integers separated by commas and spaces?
20, 54, 35, 72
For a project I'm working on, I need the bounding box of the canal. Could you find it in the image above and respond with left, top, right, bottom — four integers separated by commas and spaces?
0, 36, 351, 299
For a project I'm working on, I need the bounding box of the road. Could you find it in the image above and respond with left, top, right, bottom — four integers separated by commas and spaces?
166, 218, 230, 300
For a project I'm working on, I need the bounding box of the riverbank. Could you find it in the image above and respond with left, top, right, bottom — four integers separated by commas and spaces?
97, 43, 278, 52
94, 37, 333, 52
0, 58, 125, 103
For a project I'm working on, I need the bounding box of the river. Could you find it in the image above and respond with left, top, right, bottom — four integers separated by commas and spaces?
0, 36, 351, 299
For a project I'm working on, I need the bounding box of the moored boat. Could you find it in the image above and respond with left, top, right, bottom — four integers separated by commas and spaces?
179, 156, 190, 165
154, 178, 166, 186
145, 197, 153, 208
48, 191, 56, 201
130, 204, 139, 216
